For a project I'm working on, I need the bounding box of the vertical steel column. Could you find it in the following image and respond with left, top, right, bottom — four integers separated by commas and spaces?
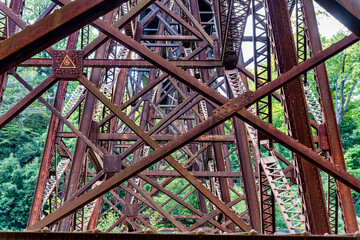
302, 0, 358, 233
252, 0, 274, 233
94, 52, 129, 231
27, 31, 79, 227
220, 0, 262, 230
58, 11, 115, 232
224, 63, 261, 232
188, 0, 235, 231
266, 0, 331, 234
328, 174, 339, 233
232, 118, 261, 232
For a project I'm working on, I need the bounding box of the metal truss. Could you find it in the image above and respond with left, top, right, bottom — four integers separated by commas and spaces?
0, 0, 359, 235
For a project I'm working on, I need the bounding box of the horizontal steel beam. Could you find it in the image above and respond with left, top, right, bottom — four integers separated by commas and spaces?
57, 132, 235, 142
140, 35, 200, 41
315, 0, 360, 38
141, 170, 243, 178
20, 59, 222, 68
0, 0, 127, 74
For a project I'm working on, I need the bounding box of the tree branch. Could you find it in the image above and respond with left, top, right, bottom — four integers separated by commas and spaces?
344, 80, 357, 114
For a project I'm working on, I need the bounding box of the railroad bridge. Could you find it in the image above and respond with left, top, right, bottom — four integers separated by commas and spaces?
0, 0, 359, 238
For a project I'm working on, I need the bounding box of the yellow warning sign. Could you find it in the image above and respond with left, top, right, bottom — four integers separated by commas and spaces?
59, 55, 76, 69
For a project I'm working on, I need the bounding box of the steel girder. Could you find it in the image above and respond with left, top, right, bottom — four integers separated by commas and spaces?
0, 0, 359, 235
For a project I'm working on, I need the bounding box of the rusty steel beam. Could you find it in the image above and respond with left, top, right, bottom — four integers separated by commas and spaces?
25, 22, 359, 231
302, 0, 358, 233
27, 74, 250, 231
27, 32, 79, 227
27, 94, 360, 231
140, 35, 200, 41
232, 118, 261, 232
187, 0, 235, 231
88, 9, 358, 120
76, 75, 251, 231
314, 0, 360, 38
58, 11, 115, 231
1, 0, 358, 233
0, 0, 127, 74
8, 0, 25, 32
11, 71, 104, 160
266, 0, 330, 233
140, 170, 241, 178
0, 0, 25, 108
5, 231, 360, 239
0, 1, 26, 30
27, 31, 360, 228
235, 110, 360, 194
57, 132, 236, 143
171, 0, 214, 47
19, 59, 222, 68
54, 0, 155, 57
125, 164, 232, 233
97, 40, 211, 127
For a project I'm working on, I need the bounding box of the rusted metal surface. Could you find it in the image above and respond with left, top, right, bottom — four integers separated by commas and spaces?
3, 232, 360, 240
28, 32, 79, 227
302, 0, 359, 233
58, 11, 115, 231
27, 30, 360, 231
0, 0, 127, 74
0, 0, 359, 235
52, 50, 83, 79
266, 0, 330, 234
20, 59, 223, 68
315, 0, 360, 38
103, 155, 122, 173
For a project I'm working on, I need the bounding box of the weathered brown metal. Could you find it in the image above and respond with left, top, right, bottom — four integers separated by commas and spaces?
232, 118, 261, 232
58, 132, 236, 143
28, 32, 79, 227
0, 0, 359, 235
266, 0, 330, 233
26, 92, 360, 231
26, 30, 356, 229
20, 59, 222, 68
4, 231, 360, 240
0, 0, 127, 74
77, 74, 251, 231
302, 0, 358, 233
58, 11, 115, 231
315, 0, 360, 38
52, 51, 83, 79
27, 32, 360, 232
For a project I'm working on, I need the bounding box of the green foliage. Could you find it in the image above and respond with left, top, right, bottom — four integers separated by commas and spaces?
148, 211, 164, 232
152, 179, 198, 217
22, 0, 53, 25
0, 156, 39, 230
344, 145, 360, 179
0, 72, 51, 165
97, 208, 125, 233
0, 54, 52, 231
